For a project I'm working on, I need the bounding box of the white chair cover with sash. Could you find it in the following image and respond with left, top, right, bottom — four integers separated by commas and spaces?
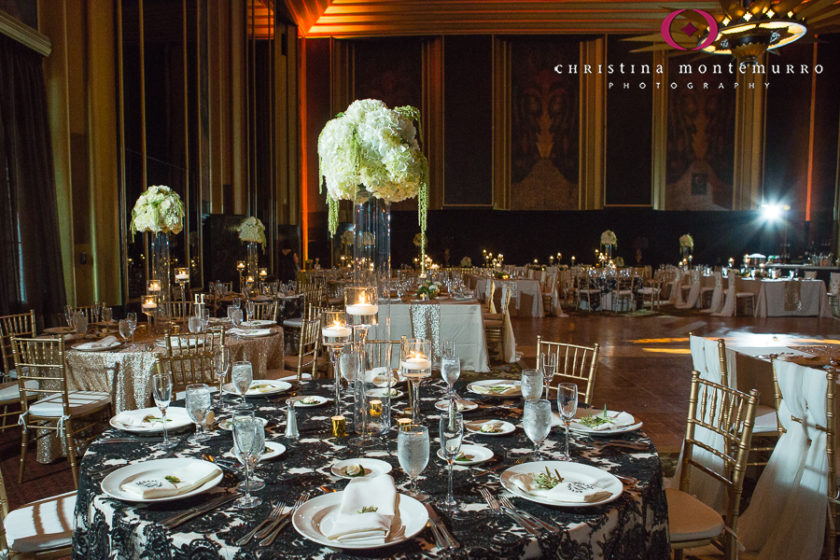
700, 271, 724, 314
712, 272, 737, 317
738, 360, 828, 560
676, 270, 701, 309
669, 269, 686, 306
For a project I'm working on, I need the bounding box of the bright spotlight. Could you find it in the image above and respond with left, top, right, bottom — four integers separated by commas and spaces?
760, 203, 789, 222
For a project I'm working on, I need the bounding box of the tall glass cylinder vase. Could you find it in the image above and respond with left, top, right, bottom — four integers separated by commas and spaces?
246, 241, 259, 279
151, 232, 171, 302
603, 244, 615, 260
352, 188, 391, 340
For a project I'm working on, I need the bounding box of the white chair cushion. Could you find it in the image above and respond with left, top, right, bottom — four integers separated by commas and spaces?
4, 490, 76, 553
0, 380, 38, 402
736, 292, 755, 298
666, 487, 724, 543
28, 390, 110, 418
282, 318, 303, 328
752, 404, 778, 434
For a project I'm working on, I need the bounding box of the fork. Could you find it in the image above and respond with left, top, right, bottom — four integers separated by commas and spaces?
236, 503, 284, 546
259, 491, 309, 546
478, 487, 540, 536
499, 495, 560, 533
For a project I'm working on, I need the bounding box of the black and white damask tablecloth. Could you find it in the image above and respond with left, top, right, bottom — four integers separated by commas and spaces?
72, 379, 669, 559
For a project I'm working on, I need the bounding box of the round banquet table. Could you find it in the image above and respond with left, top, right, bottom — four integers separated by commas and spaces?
72, 379, 669, 559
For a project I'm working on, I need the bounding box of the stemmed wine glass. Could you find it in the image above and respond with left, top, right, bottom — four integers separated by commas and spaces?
230, 361, 253, 409
185, 383, 212, 441
440, 342, 460, 402
151, 373, 176, 449
523, 399, 552, 461
231, 414, 264, 509
556, 383, 579, 460
438, 409, 463, 513
397, 423, 429, 499
126, 313, 138, 344
213, 347, 231, 409
540, 352, 557, 399
118, 320, 132, 349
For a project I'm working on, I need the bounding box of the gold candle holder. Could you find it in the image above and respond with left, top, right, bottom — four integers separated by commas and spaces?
396, 418, 413, 431
331, 415, 346, 437
369, 399, 382, 417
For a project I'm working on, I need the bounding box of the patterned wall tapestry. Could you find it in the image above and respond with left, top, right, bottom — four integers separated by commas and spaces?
665, 73, 735, 210
510, 38, 579, 210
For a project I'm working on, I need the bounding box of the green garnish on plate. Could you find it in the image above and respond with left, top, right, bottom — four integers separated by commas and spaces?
142, 415, 172, 424
357, 506, 378, 514
534, 467, 563, 490
577, 405, 614, 429
455, 452, 474, 462
164, 475, 181, 485
344, 464, 367, 477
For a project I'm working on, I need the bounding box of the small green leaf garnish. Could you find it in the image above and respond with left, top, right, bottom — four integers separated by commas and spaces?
164, 475, 181, 485
534, 466, 563, 490
142, 415, 172, 424
455, 453, 474, 462
357, 505, 378, 514
345, 464, 367, 477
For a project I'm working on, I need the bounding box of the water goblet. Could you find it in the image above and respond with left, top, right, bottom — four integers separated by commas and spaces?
126, 312, 138, 343
246, 300, 255, 322
440, 351, 460, 401
523, 399, 552, 461
213, 347, 231, 408
231, 297, 241, 309
188, 315, 202, 334
230, 361, 253, 409
118, 320, 131, 346
541, 352, 557, 399
185, 383, 212, 441
438, 409, 463, 513
520, 369, 544, 402
101, 307, 113, 323
230, 308, 243, 330
556, 383, 579, 460
231, 415, 264, 509
397, 423, 429, 499
151, 373, 176, 449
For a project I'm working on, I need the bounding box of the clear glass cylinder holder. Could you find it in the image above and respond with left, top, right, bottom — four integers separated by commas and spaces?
322, 310, 351, 417
151, 232, 171, 303
246, 241, 259, 279
401, 337, 432, 423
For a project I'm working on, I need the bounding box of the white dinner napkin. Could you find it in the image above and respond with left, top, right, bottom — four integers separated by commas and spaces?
120, 462, 220, 499
228, 328, 273, 337
472, 383, 519, 396
245, 382, 277, 395
510, 471, 613, 503
113, 408, 166, 428
86, 335, 118, 349
324, 474, 397, 544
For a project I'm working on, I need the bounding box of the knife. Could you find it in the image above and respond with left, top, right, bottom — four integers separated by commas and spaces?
425, 520, 447, 549
162, 492, 238, 529
424, 503, 460, 549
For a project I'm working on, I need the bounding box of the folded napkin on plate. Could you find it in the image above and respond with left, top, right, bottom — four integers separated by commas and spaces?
570, 410, 636, 431
229, 328, 273, 337
113, 408, 172, 428
246, 382, 277, 394
120, 462, 220, 499
324, 474, 397, 544
468, 420, 505, 433
472, 383, 519, 396
509, 471, 613, 503
87, 335, 118, 349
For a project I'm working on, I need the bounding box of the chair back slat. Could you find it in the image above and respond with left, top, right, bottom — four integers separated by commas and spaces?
536, 336, 600, 405
11, 337, 70, 417
0, 310, 36, 379
160, 301, 195, 321
161, 332, 224, 391
296, 317, 322, 381
250, 300, 279, 322
66, 304, 103, 323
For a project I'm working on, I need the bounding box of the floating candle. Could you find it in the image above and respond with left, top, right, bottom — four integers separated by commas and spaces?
322, 325, 352, 338
401, 356, 431, 371
346, 302, 378, 316
369, 399, 382, 417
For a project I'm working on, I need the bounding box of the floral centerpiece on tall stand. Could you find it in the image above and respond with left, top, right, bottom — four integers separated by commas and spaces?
130, 185, 185, 304
319, 98, 430, 440
238, 216, 266, 282
600, 230, 617, 261
679, 233, 694, 264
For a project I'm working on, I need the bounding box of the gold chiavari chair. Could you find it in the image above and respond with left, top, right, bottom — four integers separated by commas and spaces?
0, 464, 76, 559
1, 310, 37, 382
636, 277, 662, 311
283, 317, 321, 382
667, 371, 758, 560
249, 300, 278, 322
11, 337, 111, 488
65, 304, 103, 323
161, 331, 224, 393
160, 300, 195, 322
825, 370, 837, 560
536, 337, 600, 406
484, 285, 512, 359
574, 271, 600, 311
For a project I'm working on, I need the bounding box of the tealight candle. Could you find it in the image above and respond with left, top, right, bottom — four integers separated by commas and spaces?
246, 275, 255, 283
259, 268, 268, 278
142, 297, 157, 310
369, 399, 382, 417
346, 302, 378, 316
331, 415, 346, 437
401, 355, 431, 371
397, 418, 413, 431
147, 280, 161, 293
236, 261, 246, 270
322, 323, 352, 338
175, 268, 189, 282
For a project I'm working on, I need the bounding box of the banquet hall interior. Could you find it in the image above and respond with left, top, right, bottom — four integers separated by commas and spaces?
1, 0, 840, 559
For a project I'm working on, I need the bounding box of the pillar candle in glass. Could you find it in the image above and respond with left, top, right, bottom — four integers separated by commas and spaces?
322, 310, 352, 416
400, 337, 432, 423
344, 286, 379, 329
175, 267, 190, 301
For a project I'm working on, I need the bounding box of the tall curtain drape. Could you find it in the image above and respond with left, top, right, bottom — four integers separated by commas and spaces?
0, 35, 65, 325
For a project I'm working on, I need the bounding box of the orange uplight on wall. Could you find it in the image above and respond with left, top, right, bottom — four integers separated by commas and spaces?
247, 0, 275, 39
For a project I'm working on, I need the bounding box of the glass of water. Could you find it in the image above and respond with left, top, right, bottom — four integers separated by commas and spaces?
185, 383, 212, 441
523, 399, 552, 461
232, 414, 264, 509
556, 383, 579, 460
101, 307, 113, 323
440, 349, 460, 402
188, 315, 202, 334
438, 409, 463, 512
397, 423, 429, 499
151, 373, 176, 449
520, 369, 544, 402
230, 361, 253, 409
126, 312, 137, 343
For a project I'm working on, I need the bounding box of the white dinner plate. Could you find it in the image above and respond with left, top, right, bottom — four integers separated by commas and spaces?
366, 387, 404, 399
500, 461, 623, 508
330, 458, 393, 480
217, 416, 270, 431
292, 491, 428, 550
465, 419, 516, 436
109, 407, 193, 433
101, 458, 223, 503
434, 398, 478, 413
436, 444, 493, 465
73, 339, 122, 352
568, 408, 643, 436
292, 395, 330, 407
467, 379, 522, 398
226, 440, 286, 462
222, 380, 291, 397
240, 319, 276, 328
228, 328, 274, 338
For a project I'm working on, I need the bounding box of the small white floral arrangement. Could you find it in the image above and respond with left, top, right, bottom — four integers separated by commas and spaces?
238, 216, 266, 246
460, 256, 472, 268
679, 234, 694, 249
417, 280, 441, 299
130, 185, 185, 236
600, 230, 617, 246
318, 98, 430, 251
340, 229, 354, 247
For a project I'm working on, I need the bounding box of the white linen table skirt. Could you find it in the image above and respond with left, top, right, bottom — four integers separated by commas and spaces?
754, 279, 832, 318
